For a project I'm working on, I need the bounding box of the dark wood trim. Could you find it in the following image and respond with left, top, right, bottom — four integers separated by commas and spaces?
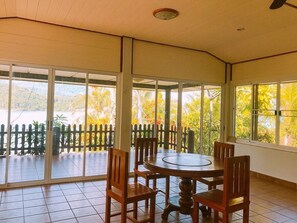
224, 63, 227, 83
0, 16, 18, 20
3, 17, 120, 38
120, 37, 123, 73
232, 50, 297, 65
131, 37, 134, 75
251, 171, 297, 190
230, 64, 233, 82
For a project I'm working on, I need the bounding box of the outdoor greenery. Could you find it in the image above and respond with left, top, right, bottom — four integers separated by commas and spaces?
235, 82, 297, 147
6, 73, 297, 156
132, 86, 222, 155
280, 82, 297, 146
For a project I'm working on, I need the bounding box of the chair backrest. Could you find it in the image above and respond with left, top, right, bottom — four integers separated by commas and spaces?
223, 156, 250, 206
134, 137, 158, 168
107, 148, 128, 197
213, 141, 234, 160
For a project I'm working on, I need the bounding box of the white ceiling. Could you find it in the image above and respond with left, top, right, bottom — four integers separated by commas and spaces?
0, 0, 297, 63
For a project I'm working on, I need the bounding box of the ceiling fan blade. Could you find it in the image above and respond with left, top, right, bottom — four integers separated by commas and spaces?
285, 2, 297, 9
270, 0, 287, 9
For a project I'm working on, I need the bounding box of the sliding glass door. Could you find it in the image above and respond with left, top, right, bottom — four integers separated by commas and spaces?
85, 74, 116, 176
51, 70, 117, 179
8, 66, 49, 183
0, 64, 117, 187
132, 79, 182, 151
0, 65, 10, 185
51, 70, 86, 179
132, 79, 222, 155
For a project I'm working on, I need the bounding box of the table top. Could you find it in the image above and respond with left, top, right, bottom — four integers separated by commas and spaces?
143, 152, 224, 178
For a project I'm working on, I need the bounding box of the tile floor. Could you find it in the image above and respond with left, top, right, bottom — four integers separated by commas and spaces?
0, 175, 297, 223
0, 151, 141, 183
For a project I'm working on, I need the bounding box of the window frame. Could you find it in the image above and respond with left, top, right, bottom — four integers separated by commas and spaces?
233, 80, 297, 151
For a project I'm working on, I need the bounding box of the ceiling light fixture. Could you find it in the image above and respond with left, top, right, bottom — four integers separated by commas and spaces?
153, 8, 179, 20
237, 27, 245, 31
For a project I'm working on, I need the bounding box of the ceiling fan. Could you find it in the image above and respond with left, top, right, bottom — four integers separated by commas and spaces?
270, 0, 297, 9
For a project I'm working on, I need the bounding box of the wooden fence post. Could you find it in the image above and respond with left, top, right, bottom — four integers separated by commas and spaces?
0, 125, 4, 155
53, 127, 60, 155
188, 130, 194, 153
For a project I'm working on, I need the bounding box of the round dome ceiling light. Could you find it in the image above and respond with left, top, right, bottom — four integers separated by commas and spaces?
153, 8, 179, 20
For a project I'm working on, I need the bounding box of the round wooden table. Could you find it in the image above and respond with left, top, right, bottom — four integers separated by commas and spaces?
144, 152, 224, 220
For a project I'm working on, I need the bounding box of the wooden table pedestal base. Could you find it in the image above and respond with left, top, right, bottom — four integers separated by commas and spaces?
161, 177, 210, 221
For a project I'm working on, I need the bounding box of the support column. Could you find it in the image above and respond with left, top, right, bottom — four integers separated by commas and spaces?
115, 37, 133, 151
224, 63, 233, 142
164, 88, 171, 149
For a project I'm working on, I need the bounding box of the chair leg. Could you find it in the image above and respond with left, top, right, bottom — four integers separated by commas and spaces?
145, 178, 149, 208
243, 207, 249, 223
134, 173, 138, 184
150, 194, 156, 223
121, 202, 127, 223
214, 210, 219, 223
207, 185, 215, 216
222, 211, 228, 223
192, 201, 199, 223
192, 180, 197, 194
165, 176, 170, 206
133, 201, 138, 220
105, 196, 111, 223
153, 178, 157, 189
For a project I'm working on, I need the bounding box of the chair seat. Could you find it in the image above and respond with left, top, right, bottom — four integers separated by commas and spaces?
134, 168, 167, 180
108, 183, 156, 203
193, 189, 245, 212
196, 176, 224, 186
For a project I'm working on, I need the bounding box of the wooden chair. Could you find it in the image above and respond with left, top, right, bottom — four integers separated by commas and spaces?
193, 141, 235, 194
192, 155, 250, 223
105, 148, 156, 223
134, 137, 170, 207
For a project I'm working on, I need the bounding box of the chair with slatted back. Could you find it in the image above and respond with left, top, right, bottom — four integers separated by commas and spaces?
193, 141, 234, 193
105, 148, 156, 223
192, 155, 250, 223
134, 137, 170, 207
193, 141, 234, 216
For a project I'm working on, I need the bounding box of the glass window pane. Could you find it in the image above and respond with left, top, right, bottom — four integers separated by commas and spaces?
279, 82, 297, 147
132, 79, 156, 144
9, 65, 48, 183
86, 73, 116, 176
203, 85, 221, 155
181, 84, 201, 154
252, 83, 277, 143
235, 85, 252, 140
159, 81, 179, 150
52, 70, 86, 179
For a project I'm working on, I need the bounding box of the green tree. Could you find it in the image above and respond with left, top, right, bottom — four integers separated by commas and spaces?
235, 85, 252, 139
86, 87, 115, 125
280, 82, 297, 146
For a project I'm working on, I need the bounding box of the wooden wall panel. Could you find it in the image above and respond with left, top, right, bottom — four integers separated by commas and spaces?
232, 52, 297, 83
133, 40, 226, 83
0, 18, 121, 73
